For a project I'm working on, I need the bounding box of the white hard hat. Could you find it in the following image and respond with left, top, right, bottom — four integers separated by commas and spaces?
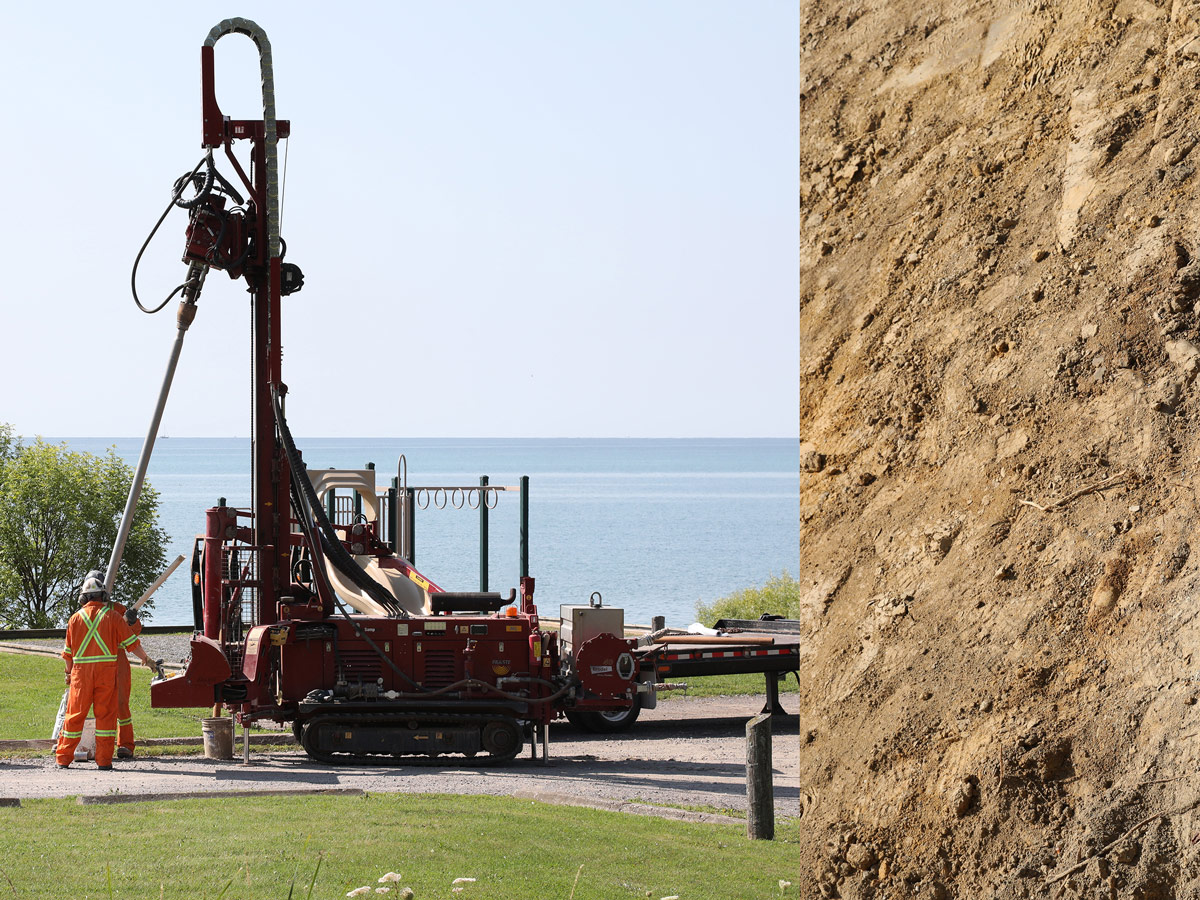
79, 570, 107, 602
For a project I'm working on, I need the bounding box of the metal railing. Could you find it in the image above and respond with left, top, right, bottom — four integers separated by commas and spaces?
318, 456, 529, 592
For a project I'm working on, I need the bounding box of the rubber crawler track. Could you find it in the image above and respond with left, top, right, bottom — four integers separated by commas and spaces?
299, 711, 524, 767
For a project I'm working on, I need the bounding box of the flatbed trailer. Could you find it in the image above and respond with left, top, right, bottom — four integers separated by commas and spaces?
635, 618, 802, 716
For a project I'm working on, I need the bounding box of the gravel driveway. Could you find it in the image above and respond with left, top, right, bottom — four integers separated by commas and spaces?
1, 694, 800, 821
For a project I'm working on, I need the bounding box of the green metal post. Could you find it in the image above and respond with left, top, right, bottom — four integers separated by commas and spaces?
479, 475, 489, 592
388, 477, 398, 553
406, 486, 417, 565
519, 475, 529, 580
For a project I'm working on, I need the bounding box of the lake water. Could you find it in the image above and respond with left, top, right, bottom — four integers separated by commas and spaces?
57, 437, 798, 628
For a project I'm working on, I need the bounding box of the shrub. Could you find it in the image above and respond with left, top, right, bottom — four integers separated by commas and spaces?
696, 571, 801, 625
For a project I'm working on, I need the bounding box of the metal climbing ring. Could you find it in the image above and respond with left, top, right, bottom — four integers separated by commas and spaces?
416, 489, 430, 510
451, 488, 466, 509
433, 488, 447, 510
485, 488, 499, 510
467, 489, 481, 511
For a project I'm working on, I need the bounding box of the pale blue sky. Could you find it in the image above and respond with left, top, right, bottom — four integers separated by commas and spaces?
1, 2, 798, 438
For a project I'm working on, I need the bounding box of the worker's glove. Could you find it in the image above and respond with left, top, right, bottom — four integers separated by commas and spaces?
124, 607, 138, 626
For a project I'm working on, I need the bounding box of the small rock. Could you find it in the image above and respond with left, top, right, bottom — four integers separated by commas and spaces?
994, 564, 1014, 580
800, 443, 826, 472
1081, 322, 1099, 339
1114, 350, 1131, 368
1114, 843, 1140, 864
857, 472, 876, 486
1153, 377, 1182, 412
1033, 249, 1050, 262
1086, 857, 1112, 881
979, 698, 994, 712
1165, 337, 1200, 381
1147, 213, 1163, 227
845, 843, 878, 871
951, 779, 978, 817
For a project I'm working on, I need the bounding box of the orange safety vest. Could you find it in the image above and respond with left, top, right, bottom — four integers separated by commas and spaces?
62, 602, 141, 667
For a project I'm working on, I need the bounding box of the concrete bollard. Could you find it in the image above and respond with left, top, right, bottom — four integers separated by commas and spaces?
746, 712, 774, 840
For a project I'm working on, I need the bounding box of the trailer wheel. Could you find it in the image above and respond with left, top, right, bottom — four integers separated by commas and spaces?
565, 696, 641, 733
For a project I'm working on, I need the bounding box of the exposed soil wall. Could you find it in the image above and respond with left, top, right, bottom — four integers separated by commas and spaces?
799, 1, 1200, 896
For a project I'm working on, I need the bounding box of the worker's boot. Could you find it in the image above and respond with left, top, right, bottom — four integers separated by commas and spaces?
117, 747, 133, 760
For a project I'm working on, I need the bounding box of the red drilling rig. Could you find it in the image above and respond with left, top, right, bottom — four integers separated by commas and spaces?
133, 19, 646, 764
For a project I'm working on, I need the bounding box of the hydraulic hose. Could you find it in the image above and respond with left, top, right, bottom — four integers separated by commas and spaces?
274, 391, 566, 704
203, 19, 280, 260
271, 389, 404, 616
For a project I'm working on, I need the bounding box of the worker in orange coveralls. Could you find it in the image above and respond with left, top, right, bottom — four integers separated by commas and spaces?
110, 598, 144, 759
55, 571, 156, 770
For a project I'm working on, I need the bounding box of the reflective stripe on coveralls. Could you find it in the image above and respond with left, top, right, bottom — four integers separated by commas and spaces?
112, 602, 142, 753
72, 607, 116, 663
56, 602, 142, 767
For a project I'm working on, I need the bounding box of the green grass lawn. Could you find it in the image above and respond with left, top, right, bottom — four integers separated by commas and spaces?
658, 670, 799, 701
0, 794, 805, 899
0, 652, 217, 742
0, 651, 804, 897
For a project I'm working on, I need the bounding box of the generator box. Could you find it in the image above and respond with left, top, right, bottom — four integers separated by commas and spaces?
559, 604, 624, 653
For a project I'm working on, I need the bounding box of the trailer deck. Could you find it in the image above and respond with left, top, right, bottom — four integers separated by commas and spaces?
635, 618, 802, 715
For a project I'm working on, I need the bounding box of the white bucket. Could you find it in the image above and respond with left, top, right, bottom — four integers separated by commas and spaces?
201, 717, 235, 759
73, 718, 96, 762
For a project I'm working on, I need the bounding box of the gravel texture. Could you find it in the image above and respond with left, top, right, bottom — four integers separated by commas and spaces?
1, 694, 799, 821
1, 637, 799, 821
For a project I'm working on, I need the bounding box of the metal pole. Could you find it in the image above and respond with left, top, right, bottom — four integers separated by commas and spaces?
406, 486, 417, 565
388, 478, 398, 552
105, 298, 200, 595
519, 475, 529, 580
479, 475, 489, 592
325, 488, 336, 524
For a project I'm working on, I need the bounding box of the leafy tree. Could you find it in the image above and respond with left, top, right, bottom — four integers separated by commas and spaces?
0, 436, 168, 628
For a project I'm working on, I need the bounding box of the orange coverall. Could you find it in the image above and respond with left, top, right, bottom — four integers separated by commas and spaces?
55, 601, 144, 768
111, 602, 143, 753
